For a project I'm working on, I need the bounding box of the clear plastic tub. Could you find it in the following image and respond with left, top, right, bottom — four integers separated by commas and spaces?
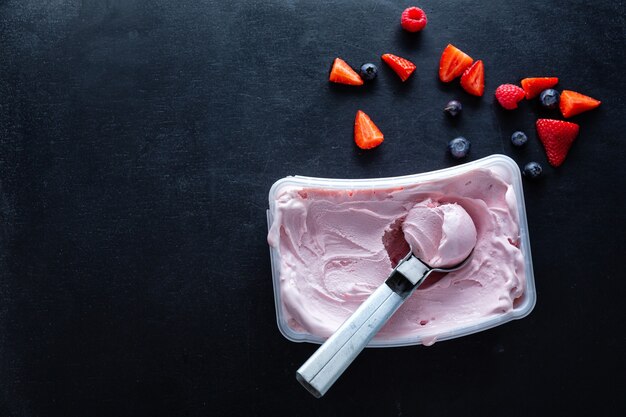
267, 154, 536, 347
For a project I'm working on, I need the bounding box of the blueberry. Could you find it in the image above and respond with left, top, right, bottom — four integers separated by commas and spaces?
522, 162, 543, 179
539, 89, 560, 109
444, 100, 463, 117
359, 63, 378, 81
448, 137, 470, 159
511, 131, 528, 147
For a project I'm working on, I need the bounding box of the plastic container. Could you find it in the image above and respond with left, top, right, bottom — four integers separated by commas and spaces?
266, 154, 536, 347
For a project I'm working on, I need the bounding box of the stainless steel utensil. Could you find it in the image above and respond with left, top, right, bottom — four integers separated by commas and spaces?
296, 251, 472, 398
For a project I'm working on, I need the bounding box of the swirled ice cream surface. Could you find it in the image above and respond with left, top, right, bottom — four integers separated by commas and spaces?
267, 168, 526, 346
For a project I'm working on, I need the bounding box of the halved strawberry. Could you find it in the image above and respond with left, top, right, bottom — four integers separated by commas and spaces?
439, 44, 473, 83
460, 60, 484, 96
520, 77, 559, 99
329, 58, 363, 86
354, 110, 384, 149
559, 90, 601, 118
536, 119, 580, 167
381, 53, 416, 82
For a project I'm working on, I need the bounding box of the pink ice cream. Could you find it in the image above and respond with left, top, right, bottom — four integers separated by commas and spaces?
402, 200, 477, 268
267, 168, 526, 345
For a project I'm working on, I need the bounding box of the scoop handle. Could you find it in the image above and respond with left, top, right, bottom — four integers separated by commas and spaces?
295, 282, 407, 398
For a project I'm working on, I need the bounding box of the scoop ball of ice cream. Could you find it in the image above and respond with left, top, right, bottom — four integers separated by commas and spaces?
402, 200, 477, 268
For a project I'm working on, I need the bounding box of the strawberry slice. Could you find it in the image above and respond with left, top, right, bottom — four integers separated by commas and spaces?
460, 60, 484, 96
439, 44, 473, 83
520, 77, 559, 99
381, 53, 416, 82
329, 58, 364, 86
559, 90, 601, 118
536, 119, 580, 167
354, 110, 384, 149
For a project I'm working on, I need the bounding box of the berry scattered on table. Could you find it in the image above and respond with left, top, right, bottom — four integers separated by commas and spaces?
511, 131, 528, 147
354, 110, 384, 149
448, 137, 471, 158
401, 6, 428, 32
324, 12, 600, 171
559, 90, 601, 118
359, 63, 378, 81
381, 53, 416, 81
520, 77, 559, 99
329, 58, 364, 86
536, 119, 580, 167
495, 84, 525, 110
444, 100, 463, 117
439, 44, 473, 83
539, 89, 560, 109
522, 162, 543, 179
460, 60, 485, 96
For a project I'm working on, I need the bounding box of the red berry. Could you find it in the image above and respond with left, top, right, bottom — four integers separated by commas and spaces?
495, 84, 525, 110
438, 44, 473, 83
536, 119, 580, 167
460, 60, 485, 96
520, 77, 559, 99
559, 90, 601, 118
328, 58, 363, 86
381, 53, 416, 82
354, 110, 384, 149
401, 7, 428, 32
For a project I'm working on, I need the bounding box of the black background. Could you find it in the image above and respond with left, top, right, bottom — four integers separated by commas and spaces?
1, 1, 625, 416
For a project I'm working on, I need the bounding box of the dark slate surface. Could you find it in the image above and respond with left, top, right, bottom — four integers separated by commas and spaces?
1, 1, 625, 416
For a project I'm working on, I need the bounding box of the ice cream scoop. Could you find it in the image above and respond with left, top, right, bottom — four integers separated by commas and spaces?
296, 204, 477, 398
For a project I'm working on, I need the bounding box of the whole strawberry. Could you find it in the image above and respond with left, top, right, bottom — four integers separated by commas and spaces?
536, 119, 580, 167
495, 84, 525, 110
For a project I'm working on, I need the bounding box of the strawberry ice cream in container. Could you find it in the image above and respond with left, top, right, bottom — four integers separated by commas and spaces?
266, 155, 536, 395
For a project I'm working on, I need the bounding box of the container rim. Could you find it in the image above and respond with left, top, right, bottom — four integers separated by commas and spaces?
266, 154, 536, 347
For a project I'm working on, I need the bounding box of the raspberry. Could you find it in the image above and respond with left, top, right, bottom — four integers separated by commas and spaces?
495, 84, 526, 110
401, 7, 428, 32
